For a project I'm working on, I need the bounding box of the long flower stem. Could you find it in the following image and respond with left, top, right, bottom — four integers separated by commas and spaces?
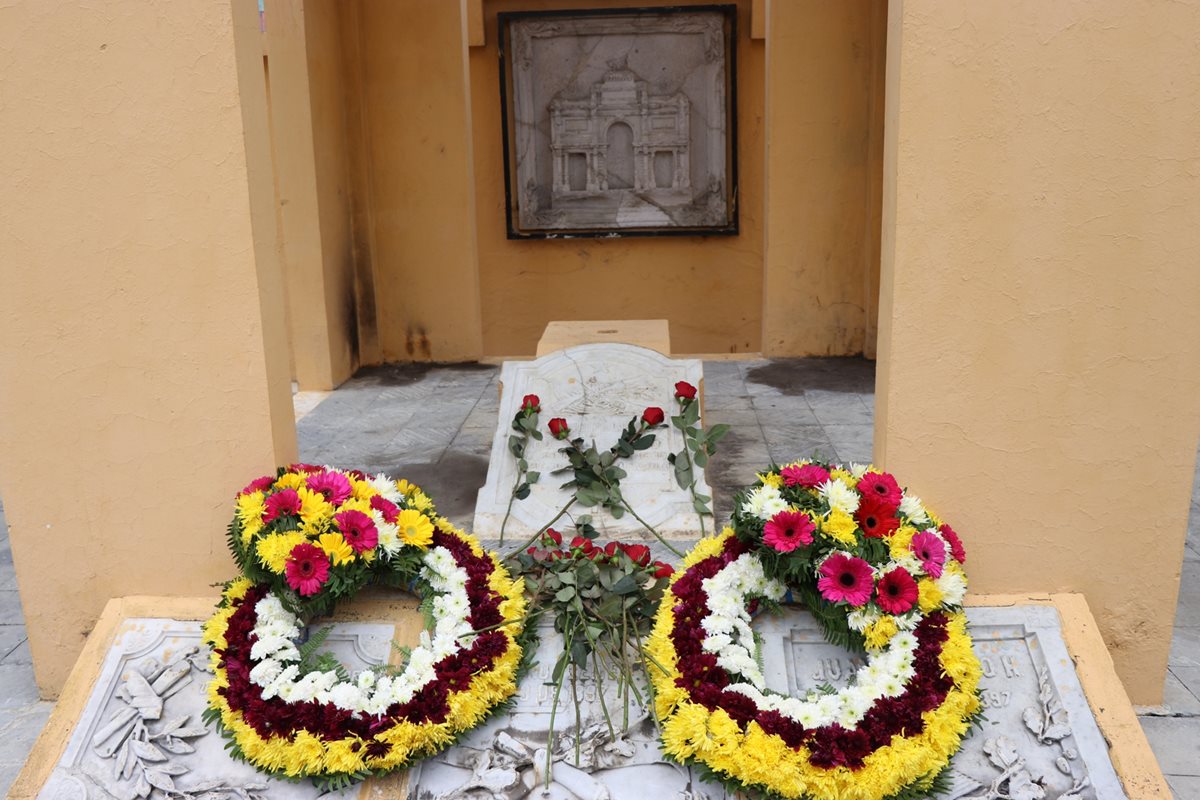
503, 497, 577, 561
497, 470, 524, 547
545, 628, 571, 790
620, 499, 684, 557
677, 428, 707, 538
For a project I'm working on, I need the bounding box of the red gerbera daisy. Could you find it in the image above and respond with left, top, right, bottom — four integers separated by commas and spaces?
875, 567, 918, 614
334, 509, 378, 553
939, 523, 967, 563
763, 510, 816, 552
817, 553, 874, 606
856, 471, 902, 508
239, 474, 275, 497
285, 543, 330, 596
369, 494, 400, 524
262, 488, 302, 523
854, 496, 900, 539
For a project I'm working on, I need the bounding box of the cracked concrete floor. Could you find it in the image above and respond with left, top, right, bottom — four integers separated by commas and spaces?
0, 357, 1196, 795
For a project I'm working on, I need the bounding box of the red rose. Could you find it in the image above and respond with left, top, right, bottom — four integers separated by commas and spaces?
527, 546, 538, 556
548, 417, 570, 439
543, 528, 563, 546
652, 561, 674, 579
604, 541, 620, 558
521, 394, 541, 413
621, 543, 652, 566
570, 535, 590, 551
642, 406, 665, 426
674, 381, 697, 401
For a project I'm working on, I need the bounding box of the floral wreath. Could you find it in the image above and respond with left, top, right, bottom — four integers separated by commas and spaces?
646, 461, 982, 800
202, 465, 527, 788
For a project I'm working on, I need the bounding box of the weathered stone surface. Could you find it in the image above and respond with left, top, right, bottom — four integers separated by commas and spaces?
409, 606, 1127, 800
473, 344, 710, 543
39, 618, 393, 799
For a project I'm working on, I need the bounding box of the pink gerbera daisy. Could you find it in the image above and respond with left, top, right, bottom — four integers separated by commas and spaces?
763, 510, 816, 552
262, 488, 302, 523
910, 530, 946, 578
875, 567, 918, 614
856, 471, 902, 508
939, 523, 967, 563
817, 553, 874, 606
285, 543, 330, 596
305, 470, 353, 505
334, 509, 378, 553
369, 494, 400, 524
780, 463, 830, 489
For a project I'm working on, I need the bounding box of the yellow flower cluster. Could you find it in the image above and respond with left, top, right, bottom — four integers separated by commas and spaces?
203, 525, 527, 781
648, 532, 982, 800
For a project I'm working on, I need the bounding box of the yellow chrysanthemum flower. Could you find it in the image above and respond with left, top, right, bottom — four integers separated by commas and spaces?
324, 738, 367, 773
409, 490, 434, 512
317, 532, 355, 566
821, 508, 859, 546
256, 531, 307, 573
239, 517, 264, 546
829, 467, 857, 488
236, 492, 266, 528
889, 525, 917, 560
863, 616, 899, 650
918, 578, 944, 613
225, 576, 254, 603
395, 478, 418, 497
757, 471, 784, 488
284, 730, 326, 777
396, 509, 434, 548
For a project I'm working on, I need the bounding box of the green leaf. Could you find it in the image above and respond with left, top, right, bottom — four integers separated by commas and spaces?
530, 429, 543, 441
706, 423, 731, 443
693, 497, 711, 514
610, 574, 639, 595
682, 401, 701, 426
555, 586, 576, 602
693, 450, 708, 468
517, 458, 528, 471
632, 434, 655, 450
525, 470, 540, 483
514, 483, 530, 500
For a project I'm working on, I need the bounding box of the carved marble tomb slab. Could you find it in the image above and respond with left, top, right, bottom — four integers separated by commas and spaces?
472, 343, 709, 543
409, 606, 1127, 800
38, 617, 394, 800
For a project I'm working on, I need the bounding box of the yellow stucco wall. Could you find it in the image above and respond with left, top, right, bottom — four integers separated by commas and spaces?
327, 0, 882, 359
763, 0, 886, 357
875, 0, 1200, 704
0, 0, 296, 695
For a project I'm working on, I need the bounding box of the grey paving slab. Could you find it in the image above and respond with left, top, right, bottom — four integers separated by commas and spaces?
1168, 773, 1200, 799
1169, 667, 1200, 714
802, 390, 874, 426
1140, 716, 1200, 776
1178, 561, 1200, 626
1171, 627, 1200, 669
1, 638, 31, 666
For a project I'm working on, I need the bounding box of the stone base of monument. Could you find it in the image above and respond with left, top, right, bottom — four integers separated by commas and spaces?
14, 594, 1169, 799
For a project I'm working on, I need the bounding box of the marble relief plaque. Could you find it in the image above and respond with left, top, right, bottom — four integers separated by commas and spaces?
472, 344, 709, 543
499, 7, 737, 238
39, 617, 394, 800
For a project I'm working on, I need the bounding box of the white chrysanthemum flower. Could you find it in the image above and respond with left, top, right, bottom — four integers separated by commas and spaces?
847, 607, 881, 632
742, 485, 789, 520
357, 670, 377, 691
369, 474, 404, 503
849, 462, 871, 479
880, 675, 904, 696
818, 478, 861, 515
899, 492, 929, 523
937, 568, 968, 606
323, 682, 365, 711
250, 658, 283, 687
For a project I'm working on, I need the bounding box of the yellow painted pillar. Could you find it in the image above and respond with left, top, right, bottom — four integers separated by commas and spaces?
762, 0, 886, 357
266, 0, 362, 388
0, 0, 297, 696
875, 0, 1200, 704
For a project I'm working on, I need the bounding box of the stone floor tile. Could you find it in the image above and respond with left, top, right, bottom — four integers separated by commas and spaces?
0, 593, 25, 627
1, 639, 30, 666
1176, 561, 1200, 626
1170, 627, 1200, 669
1140, 716, 1200, 776
824, 423, 876, 464
1167, 774, 1200, 799
703, 393, 754, 412
1172, 666, 1200, 709
764, 424, 837, 464
0, 700, 52, 763
0, 664, 40, 709
0, 627, 26, 661
803, 391, 873, 426
751, 400, 822, 428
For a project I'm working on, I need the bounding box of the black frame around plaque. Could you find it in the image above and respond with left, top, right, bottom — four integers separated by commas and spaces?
498, 5, 739, 240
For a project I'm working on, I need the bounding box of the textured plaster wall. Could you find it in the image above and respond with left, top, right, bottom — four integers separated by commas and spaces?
0, 0, 296, 695
875, 0, 1200, 704
351, 0, 485, 363
470, 0, 765, 357
266, 0, 359, 389
763, 0, 886, 358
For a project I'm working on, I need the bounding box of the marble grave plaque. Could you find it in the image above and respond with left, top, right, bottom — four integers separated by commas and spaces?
409, 606, 1127, 800
473, 344, 710, 543
39, 617, 395, 800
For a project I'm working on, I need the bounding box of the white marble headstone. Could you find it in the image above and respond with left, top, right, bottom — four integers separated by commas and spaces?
473, 344, 709, 543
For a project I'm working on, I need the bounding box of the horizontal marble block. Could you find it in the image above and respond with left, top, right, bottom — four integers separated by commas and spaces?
473, 344, 710, 542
